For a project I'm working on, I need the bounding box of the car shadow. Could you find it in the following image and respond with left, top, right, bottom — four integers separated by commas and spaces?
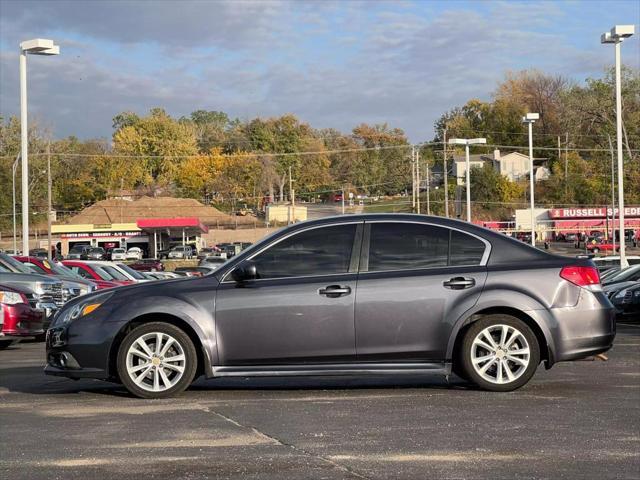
0, 362, 474, 397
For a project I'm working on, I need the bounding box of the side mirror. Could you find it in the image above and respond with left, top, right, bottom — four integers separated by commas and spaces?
231, 261, 258, 283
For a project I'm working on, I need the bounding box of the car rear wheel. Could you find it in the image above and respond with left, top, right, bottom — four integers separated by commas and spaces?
460, 315, 540, 392
117, 322, 197, 399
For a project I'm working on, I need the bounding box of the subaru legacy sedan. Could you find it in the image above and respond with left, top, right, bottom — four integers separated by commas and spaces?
45, 215, 615, 399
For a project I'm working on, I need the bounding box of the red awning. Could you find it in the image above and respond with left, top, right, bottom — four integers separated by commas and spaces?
136, 217, 209, 233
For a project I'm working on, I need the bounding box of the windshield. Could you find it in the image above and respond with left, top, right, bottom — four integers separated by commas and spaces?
113, 248, 125, 253
605, 265, 640, 283
50, 262, 84, 279
0, 253, 30, 273
204, 257, 226, 264
69, 246, 87, 253
89, 248, 105, 253
96, 265, 129, 281
117, 263, 146, 280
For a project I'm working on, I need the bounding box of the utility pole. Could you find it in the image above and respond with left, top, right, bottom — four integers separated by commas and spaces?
523, 113, 539, 247
411, 146, 416, 210
416, 147, 421, 214
120, 177, 124, 223
47, 142, 52, 260
289, 166, 294, 224
426, 159, 431, 215
564, 132, 568, 197
341, 186, 345, 215
609, 134, 616, 253
443, 128, 449, 218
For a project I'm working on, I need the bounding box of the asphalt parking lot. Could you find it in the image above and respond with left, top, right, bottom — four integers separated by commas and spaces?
1, 325, 639, 480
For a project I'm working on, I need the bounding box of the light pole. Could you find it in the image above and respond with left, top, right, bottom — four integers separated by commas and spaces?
12, 152, 20, 253
19, 38, 60, 257
602, 25, 634, 268
523, 113, 539, 247
448, 138, 486, 222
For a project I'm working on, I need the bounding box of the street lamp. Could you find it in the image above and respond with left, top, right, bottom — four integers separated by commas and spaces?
448, 138, 486, 222
522, 113, 539, 247
12, 153, 20, 253
601, 25, 634, 268
20, 38, 60, 257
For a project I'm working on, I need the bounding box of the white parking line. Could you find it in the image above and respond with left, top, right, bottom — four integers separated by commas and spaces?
618, 323, 640, 328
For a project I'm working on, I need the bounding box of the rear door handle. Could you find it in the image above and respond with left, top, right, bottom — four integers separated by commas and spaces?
443, 277, 475, 290
319, 285, 352, 297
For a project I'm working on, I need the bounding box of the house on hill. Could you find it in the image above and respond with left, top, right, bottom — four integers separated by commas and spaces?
453, 149, 548, 185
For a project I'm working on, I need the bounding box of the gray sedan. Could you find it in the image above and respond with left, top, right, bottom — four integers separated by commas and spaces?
46, 215, 615, 398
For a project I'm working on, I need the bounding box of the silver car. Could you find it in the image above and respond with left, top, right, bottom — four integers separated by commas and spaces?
46, 215, 615, 398
0, 254, 64, 324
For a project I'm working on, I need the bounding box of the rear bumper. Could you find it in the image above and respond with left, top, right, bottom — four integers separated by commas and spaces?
548, 290, 616, 363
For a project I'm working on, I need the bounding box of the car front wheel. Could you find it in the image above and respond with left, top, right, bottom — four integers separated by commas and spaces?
117, 322, 198, 399
460, 315, 540, 392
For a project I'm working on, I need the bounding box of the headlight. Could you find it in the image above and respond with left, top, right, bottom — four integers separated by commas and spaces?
54, 292, 113, 326
615, 289, 628, 299
0, 291, 26, 305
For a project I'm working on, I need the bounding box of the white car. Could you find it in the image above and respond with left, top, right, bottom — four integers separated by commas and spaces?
168, 245, 193, 259
126, 247, 143, 260
593, 255, 640, 272
110, 248, 127, 261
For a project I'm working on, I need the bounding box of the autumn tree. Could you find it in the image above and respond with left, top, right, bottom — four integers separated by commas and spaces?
112, 108, 199, 187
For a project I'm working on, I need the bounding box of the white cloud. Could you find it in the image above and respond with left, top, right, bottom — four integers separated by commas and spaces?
0, 0, 636, 141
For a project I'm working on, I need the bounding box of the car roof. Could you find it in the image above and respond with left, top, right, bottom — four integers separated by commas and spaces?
229, 214, 566, 268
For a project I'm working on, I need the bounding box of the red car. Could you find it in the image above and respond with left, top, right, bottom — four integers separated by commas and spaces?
128, 259, 165, 272
61, 261, 133, 286
0, 284, 45, 349
586, 238, 620, 254
13, 256, 116, 291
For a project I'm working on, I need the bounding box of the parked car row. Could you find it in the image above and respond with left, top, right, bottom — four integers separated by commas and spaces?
0, 252, 97, 349
601, 264, 640, 320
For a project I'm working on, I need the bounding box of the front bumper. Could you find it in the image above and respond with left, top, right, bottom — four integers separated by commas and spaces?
45, 307, 123, 380
1, 303, 45, 338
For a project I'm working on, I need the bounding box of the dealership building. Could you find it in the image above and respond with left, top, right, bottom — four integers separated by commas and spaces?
486, 206, 640, 240
51, 196, 252, 256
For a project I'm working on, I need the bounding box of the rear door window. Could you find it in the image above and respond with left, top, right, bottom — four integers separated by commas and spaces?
365, 222, 487, 272
367, 223, 449, 271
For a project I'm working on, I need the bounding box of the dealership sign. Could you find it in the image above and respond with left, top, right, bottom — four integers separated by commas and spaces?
62, 231, 143, 238
549, 207, 640, 219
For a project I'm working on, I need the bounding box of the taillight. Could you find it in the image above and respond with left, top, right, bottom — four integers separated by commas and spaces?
560, 266, 601, 290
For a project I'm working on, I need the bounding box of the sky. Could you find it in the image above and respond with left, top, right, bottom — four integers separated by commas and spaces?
0, 0, 638, 143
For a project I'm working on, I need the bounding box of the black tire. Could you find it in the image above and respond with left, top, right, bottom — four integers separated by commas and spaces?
117, 322, 198, 399
460, 314, 540, 392
0, 340, 17, 350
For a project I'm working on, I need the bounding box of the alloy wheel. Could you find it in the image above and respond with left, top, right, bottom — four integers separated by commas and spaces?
470, 324, 530, 385
125, 332, 186, 392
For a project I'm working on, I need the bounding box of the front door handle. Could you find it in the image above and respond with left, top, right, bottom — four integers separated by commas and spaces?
443, 277, 476, 290
319, 285, 352, 297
